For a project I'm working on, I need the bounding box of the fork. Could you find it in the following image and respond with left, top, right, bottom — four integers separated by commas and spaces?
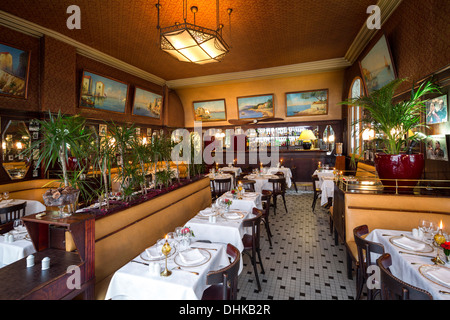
171, 266, 199, 275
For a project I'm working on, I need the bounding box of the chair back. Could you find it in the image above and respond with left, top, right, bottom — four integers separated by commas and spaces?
205, 244, 241, 300
353, 225, 385, 268
269, 177, 285, 194
0, 202, 27, 224
213, 178, 232, 197
243, 208, 263, 249
377, 253, 433, 300
238, 179, 256, 192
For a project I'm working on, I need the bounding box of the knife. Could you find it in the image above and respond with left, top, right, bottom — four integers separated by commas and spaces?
131, 260, 149, 266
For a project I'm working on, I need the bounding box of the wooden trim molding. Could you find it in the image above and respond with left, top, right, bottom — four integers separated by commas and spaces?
0, 10, 166, 86
345, 0, 403, 64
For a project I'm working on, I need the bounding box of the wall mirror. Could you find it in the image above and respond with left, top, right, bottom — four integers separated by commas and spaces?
2, 120, 31, 180
323, 125, 335, 154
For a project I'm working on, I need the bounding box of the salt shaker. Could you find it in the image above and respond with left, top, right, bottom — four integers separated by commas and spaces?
153, 263, 161, 275
412, 228, 419, 238
26, 255, 35, 268
41, 257, 50, 270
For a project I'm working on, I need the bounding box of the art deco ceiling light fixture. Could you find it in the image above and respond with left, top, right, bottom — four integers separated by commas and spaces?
156, 0, 232, 64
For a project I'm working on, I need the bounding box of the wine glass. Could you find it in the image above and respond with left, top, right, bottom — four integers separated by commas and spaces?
3, 192, 9, 201
13, 219, 23, 229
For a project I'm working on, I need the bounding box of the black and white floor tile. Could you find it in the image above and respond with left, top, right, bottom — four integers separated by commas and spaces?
237, 189, 357, 300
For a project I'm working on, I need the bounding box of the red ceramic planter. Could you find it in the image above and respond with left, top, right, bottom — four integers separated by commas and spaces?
374, 153, 425, 192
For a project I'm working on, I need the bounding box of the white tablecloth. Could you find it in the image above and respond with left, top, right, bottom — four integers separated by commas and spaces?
366, 229, 450, 300
313, 170, 335, 206
0, 228, 35, 267
220, 191, 263, 211
0, 199, 46, 223
219, 166, 242, 177
187, 210, 250, 253
104, 241, 230, 300
266, 167, 292, 188
244, 174, 279, 194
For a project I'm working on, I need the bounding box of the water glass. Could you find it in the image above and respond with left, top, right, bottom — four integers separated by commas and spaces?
3, 191, 9, 201
13, 219, 23, 229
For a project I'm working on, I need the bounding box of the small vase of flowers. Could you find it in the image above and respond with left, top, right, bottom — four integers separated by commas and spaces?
440, 242, 450, 263
224, 198, 232, 211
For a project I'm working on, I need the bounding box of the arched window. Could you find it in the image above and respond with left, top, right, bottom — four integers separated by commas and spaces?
348, 77, 364, 156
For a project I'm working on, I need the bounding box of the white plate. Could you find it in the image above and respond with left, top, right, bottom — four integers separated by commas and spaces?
174, 248, 211, 268
419, 264, 450, 289
389, 235, 434, 253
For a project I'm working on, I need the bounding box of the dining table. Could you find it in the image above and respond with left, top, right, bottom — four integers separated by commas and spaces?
365, 228, 450, 300
312, 169, 335, 206
219, 166, 242, 178
0, 225, 35, 268
104, 241, 230, 300
243, 173, 279, 194
265, 167, 293, 188
0, 199, 46, 223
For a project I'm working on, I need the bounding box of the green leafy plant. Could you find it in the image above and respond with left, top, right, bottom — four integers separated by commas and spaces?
27, 111, 91, 187
342, 78, 440, 154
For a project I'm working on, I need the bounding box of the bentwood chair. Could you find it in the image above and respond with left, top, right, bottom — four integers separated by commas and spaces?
242, 208, 265, 292
211, 177, 232, 200
221, 170, 236, 187
237, 179, 256, 192
268, 177, 287, 215
353, 225, 385, 300
377, 253, 433, 300
0, 202, 27, 234
311, 174, 321, 212
261, 190, 273, 247
201, 244, 241, 300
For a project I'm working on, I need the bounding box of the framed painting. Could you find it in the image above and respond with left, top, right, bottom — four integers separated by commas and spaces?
132, 87, 163, 119
193, 99, 227, 122
425, 135, 448, 161
359, 34, 397, 95
237, 94, 274, 119
286, 89, 328, 117
426, 93, 448, 125
80, 70, 128, 113
0, 42, 31, 99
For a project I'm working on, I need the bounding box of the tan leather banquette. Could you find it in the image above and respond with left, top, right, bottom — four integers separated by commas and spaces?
0, 179, 61, 204
65, 177, 212, 300
344, 192, 450, 275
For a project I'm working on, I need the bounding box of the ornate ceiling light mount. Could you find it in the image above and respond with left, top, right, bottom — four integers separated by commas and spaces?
156, 0, 233, 64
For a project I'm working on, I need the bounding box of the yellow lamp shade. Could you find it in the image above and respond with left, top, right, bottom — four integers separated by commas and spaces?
299, 130, 317, 142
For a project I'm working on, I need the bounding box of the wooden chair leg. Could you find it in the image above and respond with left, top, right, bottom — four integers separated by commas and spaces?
257, 248, 265, 274
282, 194, 288, 213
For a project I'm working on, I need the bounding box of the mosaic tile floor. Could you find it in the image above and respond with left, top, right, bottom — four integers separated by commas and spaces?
237, 189, 357, 300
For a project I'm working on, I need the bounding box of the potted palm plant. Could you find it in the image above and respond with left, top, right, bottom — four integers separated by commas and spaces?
29, 111, 91, 217
342, 78, 440, 190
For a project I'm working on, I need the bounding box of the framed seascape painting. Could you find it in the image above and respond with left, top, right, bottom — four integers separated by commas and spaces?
80, 70, 128, 113
286, 89, 328, 117
426, 93, 448, 125
193, 99, 227, 122
0, 42, 30, 99
425, 135, 448, 161
359, 34, 396, 94
132, 87, 162, 119
237, 94, 274, 119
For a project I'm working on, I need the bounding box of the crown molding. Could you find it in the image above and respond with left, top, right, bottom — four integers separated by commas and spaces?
0, 10, 166, 86
345, 0, 403, 64
166, 57, 351, 89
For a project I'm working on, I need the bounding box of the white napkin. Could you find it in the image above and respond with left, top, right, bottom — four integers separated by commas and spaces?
223, 212, 242, 220
0, 199, 13, 208
12, 226, 27, 235
427, 267, 450, 286
199, 208, 215, 216
145, 245, 163, 259
178, 249, 205, 265
393, 236, 426, 251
